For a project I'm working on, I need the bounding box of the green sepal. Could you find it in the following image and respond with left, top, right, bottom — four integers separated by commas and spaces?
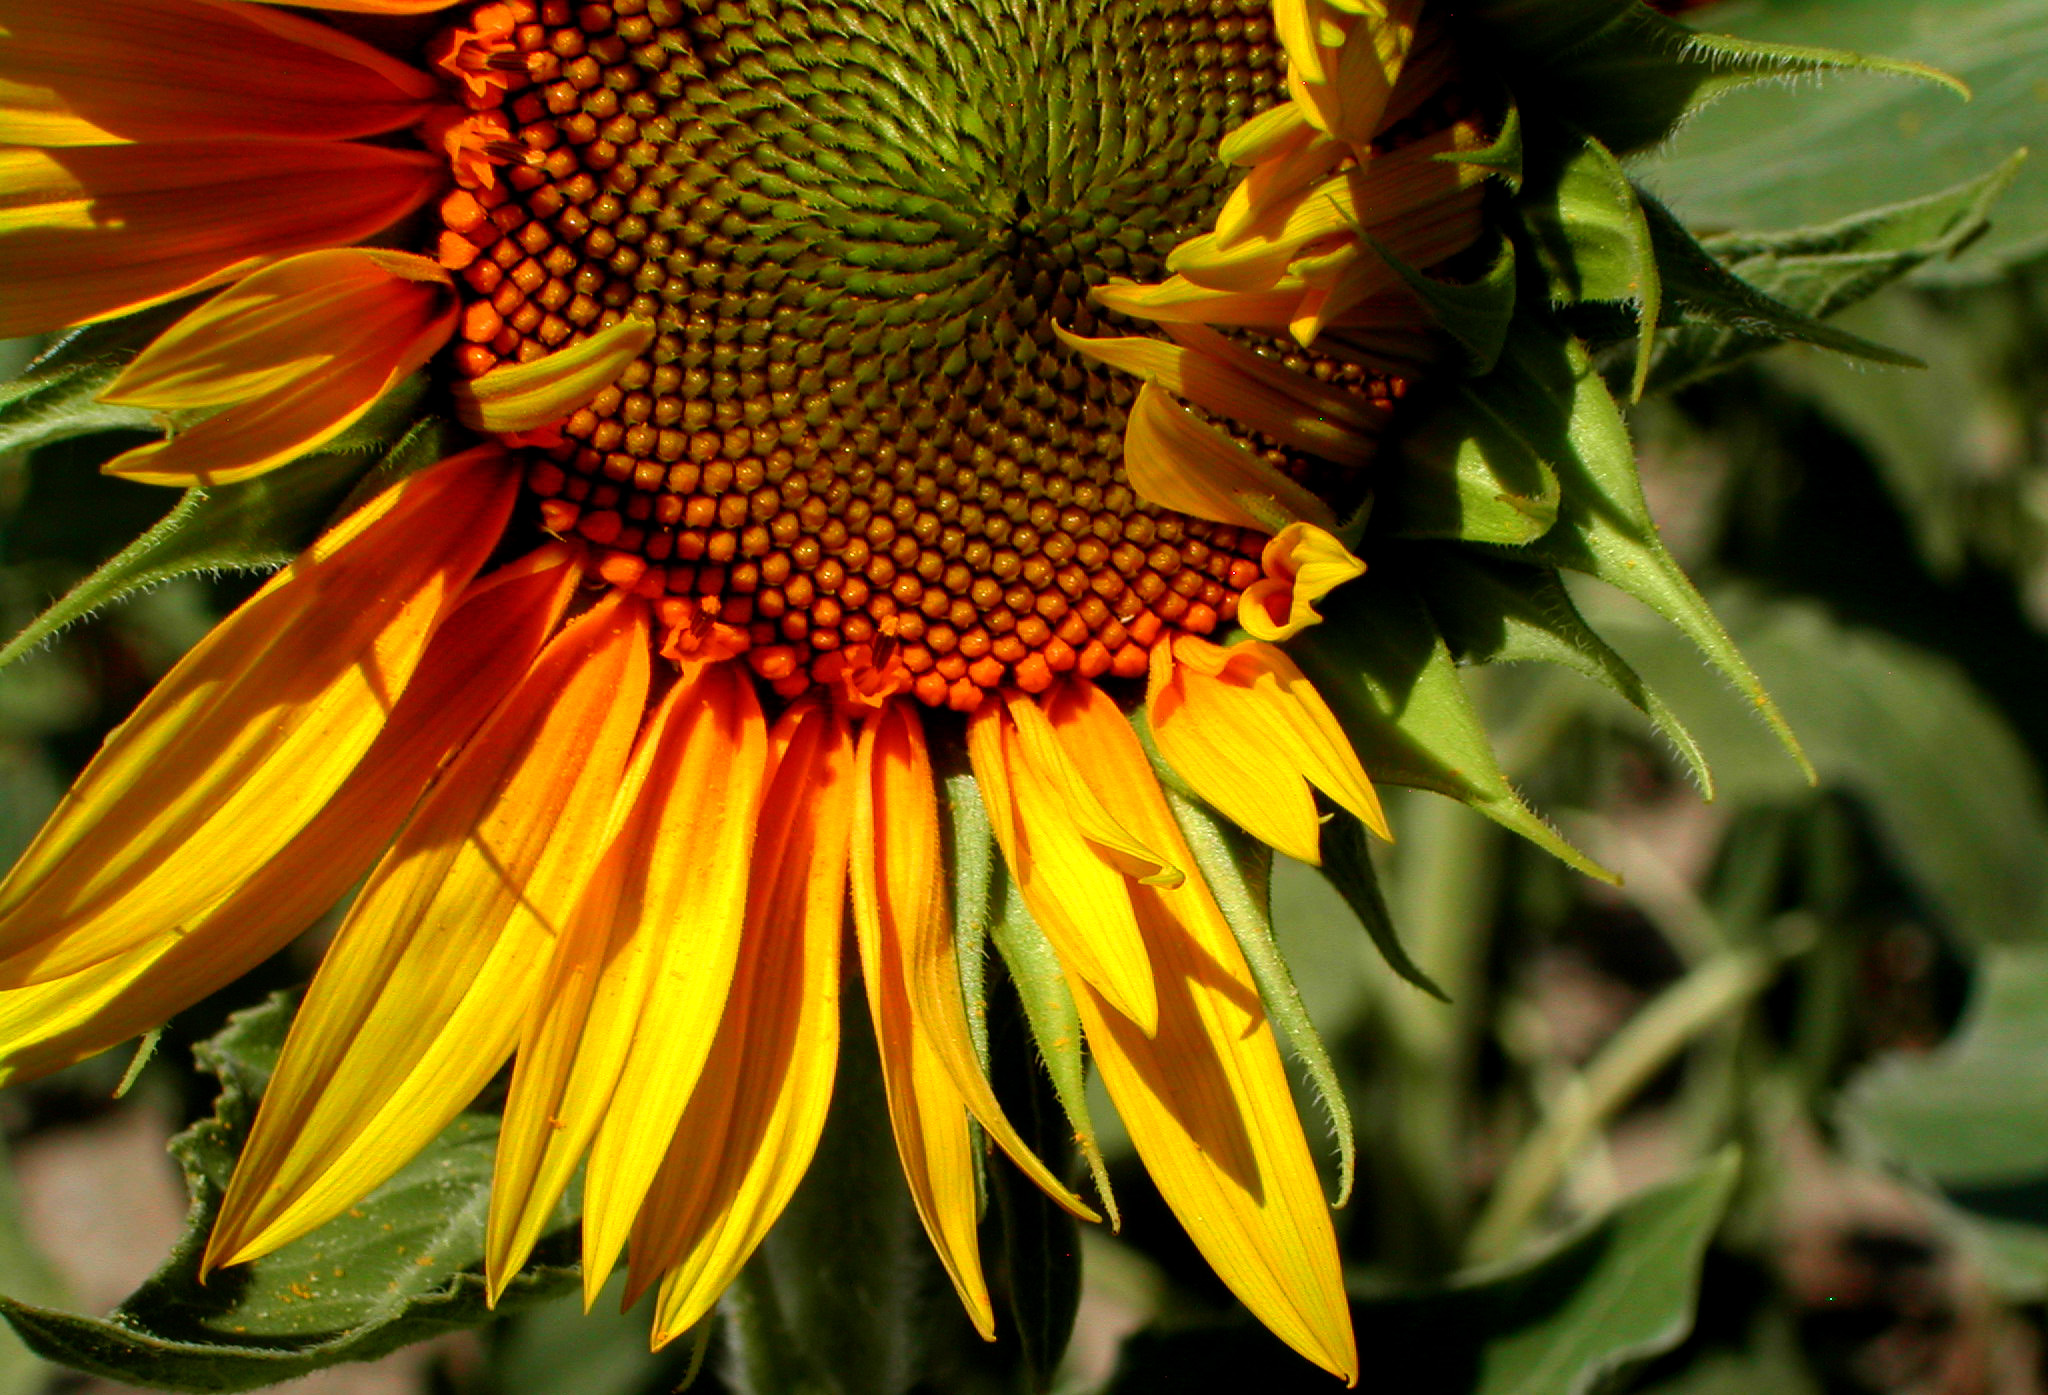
0, 389, 448, 676
1380, 380, 1561, 547
0, 996, 579, 1393
938, 757, 999, 1075
1162, 786, 1357, 1207
0, 316, 170, 459
1515, 125, 1661, 398
1367, 233, 1519, 378
1285, 566, 1611, 881
1493, 321, 1811, 780
986, 880, 1117, 1226
1646, 154, 2024, 394
1413, 545, 1711, 796
1458, 0, 1963, 158
1437, 103, 1523, 191
1319, 808, 1449, 1003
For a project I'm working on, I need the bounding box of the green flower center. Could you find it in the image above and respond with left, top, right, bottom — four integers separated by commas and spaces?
438, 0, 1309, 703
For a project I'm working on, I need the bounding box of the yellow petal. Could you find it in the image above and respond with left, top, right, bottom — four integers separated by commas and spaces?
1213, 128, 1346, 248
0, 447, 518, 987
0, 0, 436, 147
577, 664, 770, 1300
1218, 100, 1314, 169
103, 250, 455, 486
0, 545, 582, 1088
1003, 690, 1181, 887
1239, 522, 1365, 642
1122, 382, 1337, 535
847, 703, 997, 1339
1057, 323, 1383, 463
452, 318, 655, 434
1044, 683, 1356, 1383
1146, 643, 1323, 865
852, 702, 1097, 1226
0, 141, 441, 338
204, 595, 652, 1272
1093, 275, 1305, 330
968, 701, 1159, 1035
250, 0, 459, 10
629, 701, 853, 1338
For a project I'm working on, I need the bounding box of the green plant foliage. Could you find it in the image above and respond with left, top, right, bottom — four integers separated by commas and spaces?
0, 996, 579, 1393
1104, 1151, 1739, 1394
1317, 807, 1450, 1002
1638, 0, 2046, 282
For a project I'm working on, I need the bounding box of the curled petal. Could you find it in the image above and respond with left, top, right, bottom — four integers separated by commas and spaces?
103, 249, 455, 486
452, 318, 655, 434
1239, 522, 1365, 642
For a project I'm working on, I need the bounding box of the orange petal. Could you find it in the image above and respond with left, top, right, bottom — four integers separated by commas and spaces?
103, 249, 455, 486
967, 701, 1160, 1035
0, 545, 582, 1088
0, 447, 518, 988
250, 0, 461, 10
852, 703, 1097, 1224
1044, 682, 1357, 1383
627, 701, 853, 1338
0, 140, 441, 338
1123, 382, 1337, 535
205, 595, 652, 1271
0, 0, 436, 147
451, 318, 656, 434
847, 702, 997, 1339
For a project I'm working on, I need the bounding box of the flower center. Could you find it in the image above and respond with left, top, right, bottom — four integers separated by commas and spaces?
433, 0, 1346, 706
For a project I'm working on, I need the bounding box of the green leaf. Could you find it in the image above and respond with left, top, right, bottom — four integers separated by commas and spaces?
0, 1142, 63, 1395
1843, 947, 2048, 1294
1413, 546, 1711, 795
1381, 381, 1561, 547
1105, 1150, 1740, 1394
1368, 233, 1519, 378
1516, 125, 1661, 397
1645, 157, 2022, 392
0, 995, 579, 1393
1286, 564, 1610, 880
940, 757, 1001, 1072
1497, 320, 1810, 780
1163, 788, 1356, 1206
1635, 0, 2041, 282
1318, 809, 1449, 1002
1594, 591, 2048, 946
1460, 0, 1962, 158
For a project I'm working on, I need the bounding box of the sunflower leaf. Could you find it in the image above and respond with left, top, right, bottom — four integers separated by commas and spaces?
1165, 788, 1357, 1207
1413, 546, 1711, 796
0, 995, 579, 1393
1381, 380, 1561, 547
0, 313, 181, 460
1286, 565, 1611, 881
1460, 0, 1962, 158
1368, 233, 1519, 378
1319, 809, 1449, 1003
1495, 319, 1811, 781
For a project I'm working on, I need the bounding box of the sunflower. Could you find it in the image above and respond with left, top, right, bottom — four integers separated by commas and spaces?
0, 0, 1491, 1380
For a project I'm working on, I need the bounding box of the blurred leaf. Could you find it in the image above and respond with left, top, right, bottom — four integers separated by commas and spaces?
1166, 789, 1356, 1205
1637, 0, 2042, 283
1105, 1150, 1739, 1394
0, 1142, 63, 1395
1597, 591, 2048, 945
1287, 566, 1610, 880
1318, 807, 1449, 1001
1459, 0, 1960, 157
0, 995, 579, 1393
1414, 546, 1711, 794
1844, 947, 2048, 1295
1648, 156, 2023, 392
482, 1276, 682, 1395
1499, 321, 1810, 779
